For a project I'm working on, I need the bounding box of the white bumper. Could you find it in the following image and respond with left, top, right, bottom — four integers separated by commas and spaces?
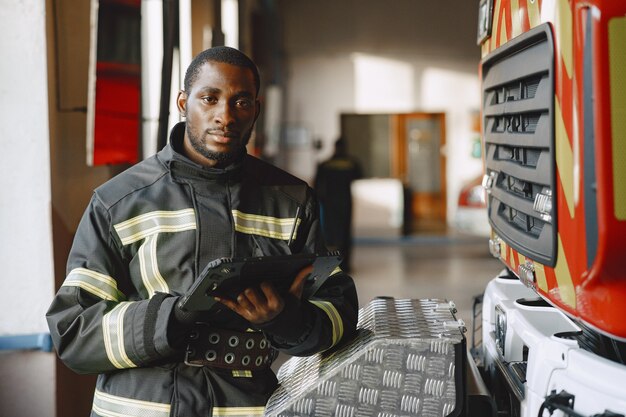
481, 275, 626, 416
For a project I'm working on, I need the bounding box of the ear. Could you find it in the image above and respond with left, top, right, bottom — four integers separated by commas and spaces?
176, 90, 187, 116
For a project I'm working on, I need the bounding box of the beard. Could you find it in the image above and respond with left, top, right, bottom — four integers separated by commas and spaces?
186, 124, 252, 166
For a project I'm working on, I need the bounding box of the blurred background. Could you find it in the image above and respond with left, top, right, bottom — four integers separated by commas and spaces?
0, 1, 499, 415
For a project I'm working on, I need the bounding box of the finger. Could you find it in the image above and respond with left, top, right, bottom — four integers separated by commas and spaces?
240, 286, 280, 324
242, 287, 268, 308
260, 281, 283, 310
236, 291, 257, 312
215, 296, 243, 315
289, 264, 313, 299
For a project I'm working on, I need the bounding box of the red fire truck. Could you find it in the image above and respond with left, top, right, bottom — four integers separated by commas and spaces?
474, 0, 626, 415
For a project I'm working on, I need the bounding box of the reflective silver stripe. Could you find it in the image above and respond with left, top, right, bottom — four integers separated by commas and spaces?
114, 209, 196, 245
102, 302, 137, 369
62, 268, 125, 302
309, 300, 343, 348
92, 389, 170, 417
212, 407, 265, 417
232, 210, 300, 240
138, 234, 169, 297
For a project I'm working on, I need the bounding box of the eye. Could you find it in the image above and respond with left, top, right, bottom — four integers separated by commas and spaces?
235, 98, 254, 109
201, 96, 217, 104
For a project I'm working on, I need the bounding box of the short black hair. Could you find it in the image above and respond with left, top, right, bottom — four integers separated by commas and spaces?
183, 46, 260, 95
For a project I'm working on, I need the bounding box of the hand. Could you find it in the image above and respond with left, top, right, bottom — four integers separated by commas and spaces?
215, 265, 313, 324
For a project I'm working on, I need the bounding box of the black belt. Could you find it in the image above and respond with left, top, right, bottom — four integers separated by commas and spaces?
184, 325, 277, 370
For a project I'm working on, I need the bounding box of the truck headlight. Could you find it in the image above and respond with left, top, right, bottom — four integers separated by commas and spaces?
533, 187, 553, 222
482, 171, 498, 194
495, 304, 507, 356
489, 236, 501, 258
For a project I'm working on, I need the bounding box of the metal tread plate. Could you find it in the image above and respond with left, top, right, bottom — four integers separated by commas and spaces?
265, 298, 465, 417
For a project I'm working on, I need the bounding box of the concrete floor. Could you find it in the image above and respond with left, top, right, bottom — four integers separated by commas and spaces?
350, 233, 505, 330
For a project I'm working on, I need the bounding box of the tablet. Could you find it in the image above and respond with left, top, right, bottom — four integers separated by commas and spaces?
177, 251, 343, 312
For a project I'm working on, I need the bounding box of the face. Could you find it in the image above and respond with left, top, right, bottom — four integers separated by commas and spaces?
177, 61, 260, 168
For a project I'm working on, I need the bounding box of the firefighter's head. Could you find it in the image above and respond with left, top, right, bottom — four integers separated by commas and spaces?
177, 46, 261, 168
183, 46, 260, 96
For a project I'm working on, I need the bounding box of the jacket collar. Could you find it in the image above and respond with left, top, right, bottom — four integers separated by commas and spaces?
158, 122, 244, 182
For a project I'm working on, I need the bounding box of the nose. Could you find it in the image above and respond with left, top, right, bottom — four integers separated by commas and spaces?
214, 101, 236, 127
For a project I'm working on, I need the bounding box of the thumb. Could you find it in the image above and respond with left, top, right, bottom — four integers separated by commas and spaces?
289, 264, 313, 299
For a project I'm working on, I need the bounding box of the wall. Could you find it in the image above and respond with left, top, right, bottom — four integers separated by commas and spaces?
50, 0, 116, 233
277, 0, 484, 222
0, 1, 56, 416
47, 0, 116, 415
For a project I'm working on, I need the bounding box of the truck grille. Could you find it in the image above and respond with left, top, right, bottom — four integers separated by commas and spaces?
481, 24, 557, 266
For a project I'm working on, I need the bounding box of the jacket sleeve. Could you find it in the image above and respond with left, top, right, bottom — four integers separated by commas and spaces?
46, 195, 179, 374
256, 190, 359, 356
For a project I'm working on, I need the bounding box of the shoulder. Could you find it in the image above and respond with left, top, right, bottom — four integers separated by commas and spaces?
242, 154, 313, 204
94, 155, 168, 209
243, 154, 307, 186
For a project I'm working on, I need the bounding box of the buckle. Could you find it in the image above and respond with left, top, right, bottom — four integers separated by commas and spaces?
184, 346, 205, 367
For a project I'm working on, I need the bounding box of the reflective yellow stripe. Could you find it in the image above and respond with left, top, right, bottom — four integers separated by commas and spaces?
231, 370, 253, 378
138, 234, 169, 297
114, 210, 194, 297
554, 235, 576, 308
310, 300, 343, 348
330, 266, 342, 276
500, 239, 509, 262
510, 0, 522, 39
490, 0, 503, 51
556, 0, 573, 78
555, 98, 576, 218
499, 7, 509, 45
93, 389, 170, 417
609, 17, 626, 220
102, 302, 137, 369
212, 407, 265, 416
114, 209, 196, 245
482, 40, 491, 57
232, 210, 300, 240
63, 268, 125, 302
325, 159, 356, 170
527, 0, 541, 28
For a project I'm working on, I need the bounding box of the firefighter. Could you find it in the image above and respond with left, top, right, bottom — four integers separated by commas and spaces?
46, 46, 358, 417
314, 137, 362, 273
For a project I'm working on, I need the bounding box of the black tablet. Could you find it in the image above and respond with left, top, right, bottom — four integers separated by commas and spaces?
177, 251, 343, 312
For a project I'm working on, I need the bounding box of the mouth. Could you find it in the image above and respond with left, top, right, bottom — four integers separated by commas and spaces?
207, 130, 239, 144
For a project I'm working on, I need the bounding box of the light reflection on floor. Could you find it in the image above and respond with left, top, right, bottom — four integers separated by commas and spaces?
350, 234, 504, 329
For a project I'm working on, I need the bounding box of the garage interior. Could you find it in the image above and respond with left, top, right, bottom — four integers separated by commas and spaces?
0, 1, 505, 416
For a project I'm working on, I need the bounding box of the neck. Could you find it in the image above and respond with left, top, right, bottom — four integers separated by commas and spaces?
182, 135, 219, 168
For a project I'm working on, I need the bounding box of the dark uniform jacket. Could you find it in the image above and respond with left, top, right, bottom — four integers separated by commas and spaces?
314, 155, 362, 272
46, 123, 358, 417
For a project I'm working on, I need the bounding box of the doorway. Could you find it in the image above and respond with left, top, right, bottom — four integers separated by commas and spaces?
341, 112, 447, 234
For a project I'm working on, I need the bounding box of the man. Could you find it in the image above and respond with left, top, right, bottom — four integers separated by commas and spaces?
314, 137, 362, 272
46, 46, 358, 417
